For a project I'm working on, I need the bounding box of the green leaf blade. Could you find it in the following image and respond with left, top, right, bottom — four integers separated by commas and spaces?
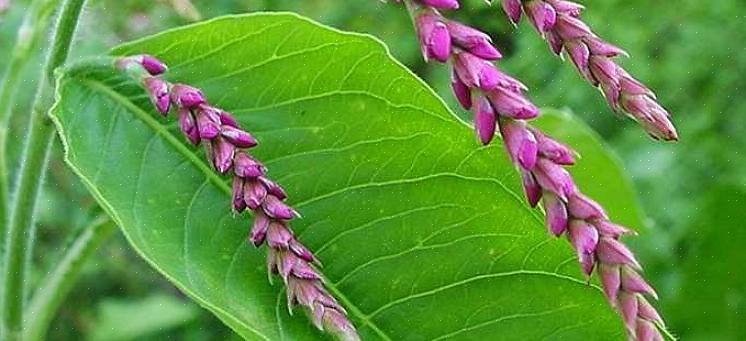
53, 13, 626, 340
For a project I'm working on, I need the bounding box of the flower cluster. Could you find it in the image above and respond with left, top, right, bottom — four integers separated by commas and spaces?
498, 0, 678, 141
397, 0, 667, 339
117, 55, 360, 341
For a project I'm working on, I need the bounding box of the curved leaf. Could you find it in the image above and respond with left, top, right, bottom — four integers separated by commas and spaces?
51, 13, 626, 340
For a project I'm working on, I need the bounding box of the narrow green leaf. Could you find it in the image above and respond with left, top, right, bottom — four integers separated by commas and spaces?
51, 13, 626, 340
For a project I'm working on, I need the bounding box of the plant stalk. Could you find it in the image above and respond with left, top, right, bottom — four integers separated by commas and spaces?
0, 0, 87, 339
0, 0, 61, 262
23, 216, 115, 341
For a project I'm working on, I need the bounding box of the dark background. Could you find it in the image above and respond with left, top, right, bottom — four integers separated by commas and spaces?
1, 0, 744, 339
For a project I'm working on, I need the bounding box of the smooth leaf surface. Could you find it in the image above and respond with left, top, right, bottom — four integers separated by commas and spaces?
52, 13, 628, 340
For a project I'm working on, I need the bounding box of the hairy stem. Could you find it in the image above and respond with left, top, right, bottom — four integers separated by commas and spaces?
0, 0, 61, 262
23, 216, 115, 341
0, 0, 87, 339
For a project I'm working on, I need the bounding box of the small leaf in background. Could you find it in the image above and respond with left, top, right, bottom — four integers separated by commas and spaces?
88, 294, 199, 341
51, 13, 652, 340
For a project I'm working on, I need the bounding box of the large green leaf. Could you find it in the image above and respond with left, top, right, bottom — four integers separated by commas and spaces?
51, 13, 628, 340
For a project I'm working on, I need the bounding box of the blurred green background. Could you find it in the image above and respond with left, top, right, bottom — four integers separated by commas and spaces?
1, 0, 744, 340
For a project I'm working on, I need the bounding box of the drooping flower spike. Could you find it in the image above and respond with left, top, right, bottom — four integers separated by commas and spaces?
493, 0, 678, 141
393, 1, 668, 339
119, 56, 360, 341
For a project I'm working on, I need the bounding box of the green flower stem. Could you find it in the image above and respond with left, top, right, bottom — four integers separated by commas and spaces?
23, 216, 115, 341
0, 0, 61, 260
0, 0, 87, 339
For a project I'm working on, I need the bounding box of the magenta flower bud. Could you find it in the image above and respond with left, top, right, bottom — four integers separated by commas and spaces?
250, 211, 270, 246
547, 0, 584, 17
289, 260, 322, 281
421, 0, 460, 10
290, 239, 317, 263
567, 192, 607, 220
500, 119, 538, 170
501, 0, 523, 24
221, 125, 258, 148
263, 195, 299, 220
234, 152, 265, 178
415, 12, 452, 63
139, 55, 168, 75
596, 237, 642, 270
453, 52, 500, 90
586, 37, 628, 58
637, 297, 663, 324
593, 220, 635, 238
542, 193, 568, 236
525, 0, 557, 34
568, 220, 599, 275
170, 84, 206, 109
621, 266, 658, 299
565, 40, 593, 82
486, 90, 539, 119
599, 263, 621, 304
451, 69, 472, 110
620, 94, 679, 141
243, 179, 268, 210
232, 177, 247, 213
194, 106, 221, 139
546, 31, 564, 55
267, 221, 294, 249
553, 15, 593, 40
531, 128, 576, 165
635, 319, 661, 341
210, 138, 235, 174
619, 292, 639, 335
259, 177, 288, 200
143, 77, 170, 115
589, 56, 621, 107
219, 111, 239, 128
521, 170, 543, 207
445, 21, 502, 60
473, 95, 497, 145
533, 158, 576, 200
178, 108, 201, 145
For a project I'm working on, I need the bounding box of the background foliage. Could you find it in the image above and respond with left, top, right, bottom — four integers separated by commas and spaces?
1, 0, 744, 340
